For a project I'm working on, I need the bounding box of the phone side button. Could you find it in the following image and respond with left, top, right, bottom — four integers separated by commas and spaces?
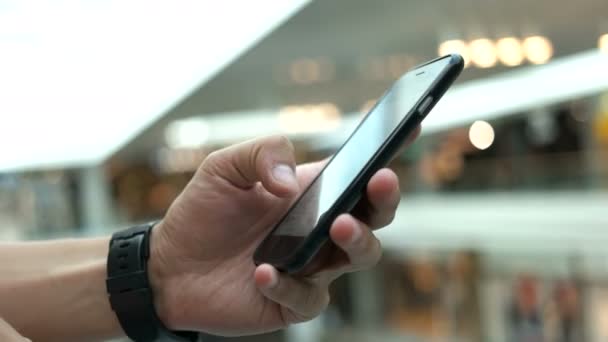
417, 96, 434, 116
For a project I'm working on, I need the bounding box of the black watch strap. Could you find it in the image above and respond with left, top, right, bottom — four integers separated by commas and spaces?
106, 222, 198, 342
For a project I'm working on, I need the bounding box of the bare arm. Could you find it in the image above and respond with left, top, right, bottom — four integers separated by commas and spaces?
0, 238, 122, 342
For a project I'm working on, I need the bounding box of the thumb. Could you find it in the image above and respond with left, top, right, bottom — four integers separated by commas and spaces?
200, 135, 298, 197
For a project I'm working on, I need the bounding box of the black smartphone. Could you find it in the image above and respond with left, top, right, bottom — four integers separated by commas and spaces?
254, 54, 464, 273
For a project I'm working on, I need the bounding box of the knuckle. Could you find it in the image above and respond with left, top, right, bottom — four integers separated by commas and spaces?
199, 150, 221, 172
321, 291, 331, 309
203, 149, 222, 165
370, 207, 396, 228
302, 284, 317, 307
370, 245, 383, 266
271, 134, 295, 153
274, 277, 288, 297
301, 287, 330, 321
364, 238, 383, 267
254, 135, 295, 169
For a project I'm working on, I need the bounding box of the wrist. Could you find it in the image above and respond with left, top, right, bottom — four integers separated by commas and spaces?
148, 220, 177, 329
106, 222, 198, 341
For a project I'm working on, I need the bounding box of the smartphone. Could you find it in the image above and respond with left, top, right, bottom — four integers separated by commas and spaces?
254, 54, 464, 273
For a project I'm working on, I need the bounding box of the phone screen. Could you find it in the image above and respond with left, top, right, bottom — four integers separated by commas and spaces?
256, 57, 453, 264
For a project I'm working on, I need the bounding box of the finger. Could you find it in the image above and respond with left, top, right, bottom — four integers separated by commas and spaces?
294, 157, 328, 188
201, 135, 298, 197
0, 317, 30, 342
255, 264, 329, 323
329, 214, 382, 272
351, 168, 400, 229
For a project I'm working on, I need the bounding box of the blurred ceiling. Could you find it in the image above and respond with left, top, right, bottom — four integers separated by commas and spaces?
0, 0, 310, 172
114, 0, 608, 162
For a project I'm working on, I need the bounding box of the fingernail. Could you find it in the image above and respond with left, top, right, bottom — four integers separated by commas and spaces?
272, 164, 296, 186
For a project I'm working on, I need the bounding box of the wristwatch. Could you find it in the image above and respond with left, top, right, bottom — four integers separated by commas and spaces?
106, 222, 199, 342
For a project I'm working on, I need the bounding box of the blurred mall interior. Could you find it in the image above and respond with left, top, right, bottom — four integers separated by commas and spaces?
2, 0, 608, 341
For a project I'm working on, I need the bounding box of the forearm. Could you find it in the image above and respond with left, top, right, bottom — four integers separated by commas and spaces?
0, 238, 109, 279
0, 238, 123, 341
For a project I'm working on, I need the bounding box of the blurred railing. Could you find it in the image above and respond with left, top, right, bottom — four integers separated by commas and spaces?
399, 150, 608, 193
2, 149, 608, 240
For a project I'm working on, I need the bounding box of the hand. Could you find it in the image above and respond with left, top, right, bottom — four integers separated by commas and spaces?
0, 317, 30, 342
150, 129, 420, 336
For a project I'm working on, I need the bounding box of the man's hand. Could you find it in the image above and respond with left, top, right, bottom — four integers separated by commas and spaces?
0, 317, 30, 342
150, 130, 419, 336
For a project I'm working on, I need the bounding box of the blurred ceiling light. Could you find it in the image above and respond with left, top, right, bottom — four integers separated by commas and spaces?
278, 103, 341, 134
423, 50, 608, 136
600, 34, 608, 53
523, 36, 553, 64
359, 56, 389, 81
319, 58, 336, 81
165, 118, 210, 149
387, 54, 415, 78
362, 54, 415, 80
468, 120, 495, 150
289, 58, 322, 84
157, 147, 206, 173
438, 39, 470, 67
469, 38, 498, 68
496, 37, 524, 66
287, 57, 335, 85
360, 99, 378, 116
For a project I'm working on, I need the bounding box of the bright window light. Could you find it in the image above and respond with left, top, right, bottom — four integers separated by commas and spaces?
0, 0, 310, 172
